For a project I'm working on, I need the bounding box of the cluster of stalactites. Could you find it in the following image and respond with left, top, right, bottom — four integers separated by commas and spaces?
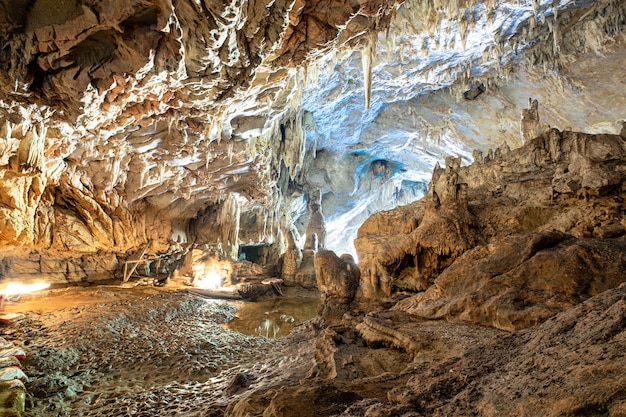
216, 68, 309, 256
360, 0, 502, 109
524, 0, 626, 74
362, 0, 625, 110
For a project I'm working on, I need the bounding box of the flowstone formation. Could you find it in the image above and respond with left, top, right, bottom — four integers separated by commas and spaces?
224, 128, 626, 416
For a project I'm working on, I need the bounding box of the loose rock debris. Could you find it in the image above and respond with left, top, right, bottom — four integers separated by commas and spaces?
0, 286, 304, 417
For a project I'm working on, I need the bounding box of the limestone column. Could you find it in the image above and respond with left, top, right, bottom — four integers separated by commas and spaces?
305, 189, 326, 250
281, 230, 302, 283
295, 190, 327, 288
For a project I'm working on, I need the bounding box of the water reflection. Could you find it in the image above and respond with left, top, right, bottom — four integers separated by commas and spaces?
257, 318, 281, 338
225, 297, 319, 338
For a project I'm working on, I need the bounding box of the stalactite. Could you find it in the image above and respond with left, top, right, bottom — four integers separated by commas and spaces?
2, 120, 13, 139
532, 0, 540, 26
217, 194, 241, 259
459, 12, 469, 50
109, 147, 120, 187
448, 34, 456, 50
305, 61, 319, 87
227, 141, 234, 164
361, 30, 377, 110
140, 166, 146, 189
291, 68, 304, 109
247, 134, 257, 159
302, 60, 309, 88
159, 162, 165, 184
261, 207, 269, 242
548, 16, 560, 56
295, 109, 305, 176
205, 151, 212, 170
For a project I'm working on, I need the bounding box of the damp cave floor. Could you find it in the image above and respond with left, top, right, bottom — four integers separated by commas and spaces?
0, 281, 320, 417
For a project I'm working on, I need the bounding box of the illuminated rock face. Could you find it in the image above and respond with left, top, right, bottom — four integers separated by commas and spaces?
300, 0, 626, 255
0, 0, 399, 275
0, 0, 624, 279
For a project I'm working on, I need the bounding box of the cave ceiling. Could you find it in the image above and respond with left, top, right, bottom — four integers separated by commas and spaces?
0, 0, 624, 255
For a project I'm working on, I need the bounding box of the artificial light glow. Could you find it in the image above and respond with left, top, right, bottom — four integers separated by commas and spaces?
194, 266, 223, 290
3, 282, 50, 296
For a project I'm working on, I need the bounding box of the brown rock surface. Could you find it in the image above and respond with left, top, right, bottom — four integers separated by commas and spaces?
0, 0, 623, 413
8, 124, 626, 415
225, 282, 626, 416
396, 233, 626, 331
356, 128, 626, 329
386, 284, 626, 417
314, 250, 360, 325
1, 0, 625, 288
9, 278, 625, 417
0, 0, 399, 284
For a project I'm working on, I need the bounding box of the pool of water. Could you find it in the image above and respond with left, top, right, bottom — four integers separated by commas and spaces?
225, 296, 320, 338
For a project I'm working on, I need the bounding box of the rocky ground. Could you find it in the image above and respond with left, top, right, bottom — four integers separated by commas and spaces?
221, 129, 626, 416
0, 285, 317, 417
1, 276, 625, 417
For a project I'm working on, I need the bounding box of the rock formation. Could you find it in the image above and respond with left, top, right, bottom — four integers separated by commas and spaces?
0, 0, 403, 286
357, 154, 481, 300
520, 98, 542, 143
0, 0, 624, 413
280, 229, 302, 283
304, 190, 327, 251
356, 128, 626, 329
0, 0, 624, 278
226, 129, 626, 416
289, 190, 328, 288
314, 250, 360, 325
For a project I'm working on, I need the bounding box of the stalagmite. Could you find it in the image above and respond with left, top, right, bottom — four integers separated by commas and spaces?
520, 98, 541, 143
304, 189, 326, 250
217, 194, 242, 259
314, 250, 360, 326
281, 229, 302, 283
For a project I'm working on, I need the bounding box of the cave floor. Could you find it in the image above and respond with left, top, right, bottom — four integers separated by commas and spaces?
0, 282, 319, 417
4, 282, 623, 416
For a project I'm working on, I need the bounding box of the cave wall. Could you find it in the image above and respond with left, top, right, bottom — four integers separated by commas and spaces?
300, 0, 626, 256
0, 0, 625, 284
